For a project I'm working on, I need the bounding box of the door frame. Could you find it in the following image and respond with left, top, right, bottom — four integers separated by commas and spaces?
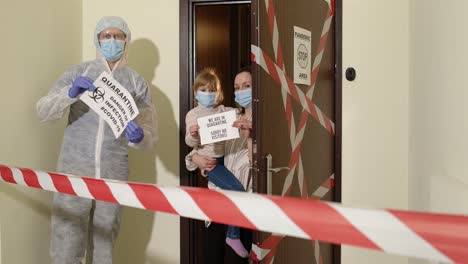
334, 1, 343, 263
179, 0, 342, 263
179, 2, 252, 263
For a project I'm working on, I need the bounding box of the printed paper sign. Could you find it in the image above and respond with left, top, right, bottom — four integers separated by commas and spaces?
80, 72, 139, 138
198, 110, 240, 145
293, 26, 312, 85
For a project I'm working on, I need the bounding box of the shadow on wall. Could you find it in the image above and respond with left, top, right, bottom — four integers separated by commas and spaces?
114, 38, 179, 264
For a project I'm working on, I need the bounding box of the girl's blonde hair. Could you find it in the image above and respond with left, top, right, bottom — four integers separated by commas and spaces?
193, 68, 224, 107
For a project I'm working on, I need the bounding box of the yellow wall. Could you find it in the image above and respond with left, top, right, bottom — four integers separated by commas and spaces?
409, 1, 468, 262
82, 1, 180, 263
342, 0, 410, 263
343, 0, 468, 263
0, 0, 82, 263
0, 1, 179, 263
410, 0, 468, 214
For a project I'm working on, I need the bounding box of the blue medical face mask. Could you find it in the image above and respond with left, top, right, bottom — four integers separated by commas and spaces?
234, 88, 252, 108
100, 39, 125, 62
195, 91, 216, 108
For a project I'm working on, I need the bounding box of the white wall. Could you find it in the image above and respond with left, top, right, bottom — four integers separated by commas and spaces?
410, 0, 468, 215
409, 1, 468, 262
342, 0, 410, 263
82, 1, 180, 263
0, 1, 180, 262
0, 0, 82, 263
343, 0, 468, 263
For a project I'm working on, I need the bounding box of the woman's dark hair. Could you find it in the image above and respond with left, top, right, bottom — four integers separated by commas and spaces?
238, 65, 251, 74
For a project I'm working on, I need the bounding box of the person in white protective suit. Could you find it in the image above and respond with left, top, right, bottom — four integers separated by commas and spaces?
36, 16, 158, 264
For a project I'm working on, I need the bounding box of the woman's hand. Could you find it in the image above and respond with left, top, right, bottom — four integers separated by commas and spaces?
189, 124, 200, 137
233, 119, 252, 138
191, 153, 217, 177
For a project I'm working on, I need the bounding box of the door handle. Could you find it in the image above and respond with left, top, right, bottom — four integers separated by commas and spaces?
266, 154, 289, 195
268, 167, 289, 173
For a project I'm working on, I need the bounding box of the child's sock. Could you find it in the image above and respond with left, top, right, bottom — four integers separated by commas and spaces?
226, 237, 249, 258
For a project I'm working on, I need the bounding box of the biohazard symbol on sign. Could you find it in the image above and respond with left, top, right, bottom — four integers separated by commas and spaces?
89, 87, 105, 103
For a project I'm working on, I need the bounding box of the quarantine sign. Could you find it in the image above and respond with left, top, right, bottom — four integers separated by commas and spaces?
80, 72, 139, 138
198, 110, 240, 145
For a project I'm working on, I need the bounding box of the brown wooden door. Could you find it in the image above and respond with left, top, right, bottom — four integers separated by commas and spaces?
251, 0, 339, 263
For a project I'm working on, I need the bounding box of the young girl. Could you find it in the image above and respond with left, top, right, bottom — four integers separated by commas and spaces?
185, 68, 249, 258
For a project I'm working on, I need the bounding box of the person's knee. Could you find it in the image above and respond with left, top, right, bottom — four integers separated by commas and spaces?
51, 252, 84, 264
230, 181, 245, 192
53, 195, 92, 217
93, 203, 121, 234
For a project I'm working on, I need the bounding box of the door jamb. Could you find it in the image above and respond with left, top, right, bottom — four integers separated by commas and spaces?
334, 0, 343, 263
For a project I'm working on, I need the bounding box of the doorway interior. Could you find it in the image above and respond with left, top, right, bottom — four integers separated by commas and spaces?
179, 1, 252, 263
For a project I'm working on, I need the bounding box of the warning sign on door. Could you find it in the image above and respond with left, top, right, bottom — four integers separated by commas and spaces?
293, 26, 312, 85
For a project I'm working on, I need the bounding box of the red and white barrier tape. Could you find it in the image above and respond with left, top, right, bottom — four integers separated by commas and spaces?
253, 0, 335, 261
252, 175, 335, 262
251, 44, 335, 136
2, 165, 468, 263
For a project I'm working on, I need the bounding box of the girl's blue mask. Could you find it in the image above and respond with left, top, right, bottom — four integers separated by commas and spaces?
234, 88, 252, 108
100, 39, 125, 62
195, 91, 216, 108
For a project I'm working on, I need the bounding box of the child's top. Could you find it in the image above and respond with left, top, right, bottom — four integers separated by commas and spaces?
185, 104, 233, 167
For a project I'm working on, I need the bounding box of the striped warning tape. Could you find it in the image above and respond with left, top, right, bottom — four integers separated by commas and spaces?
251, 175, 334, 262
253, 0, 335, 261
1, 165, 468, 263
251, 44, 335, 135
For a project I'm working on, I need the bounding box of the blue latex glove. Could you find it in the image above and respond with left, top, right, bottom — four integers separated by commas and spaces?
68, 76, 96, 98
126, 120, 144, 143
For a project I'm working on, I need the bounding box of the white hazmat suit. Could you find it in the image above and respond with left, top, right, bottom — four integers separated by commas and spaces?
36, 16, 158, 264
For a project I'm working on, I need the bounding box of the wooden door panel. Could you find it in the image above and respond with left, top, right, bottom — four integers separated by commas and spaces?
253, 0, 337, 263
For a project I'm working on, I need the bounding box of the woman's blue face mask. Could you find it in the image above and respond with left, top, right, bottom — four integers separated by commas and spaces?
234, 88, 252, 108
196, 91, 216, 108
100, 39, 125, 62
